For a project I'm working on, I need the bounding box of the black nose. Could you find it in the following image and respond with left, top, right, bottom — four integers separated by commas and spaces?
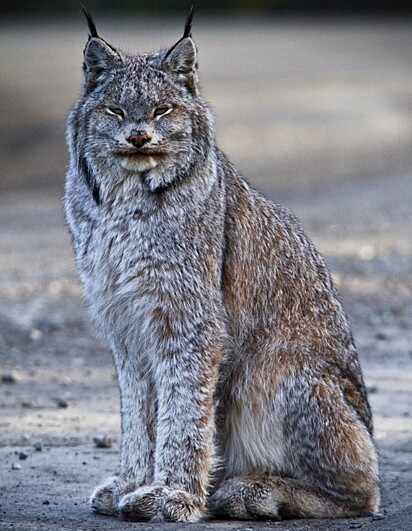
126, 131, 151, 148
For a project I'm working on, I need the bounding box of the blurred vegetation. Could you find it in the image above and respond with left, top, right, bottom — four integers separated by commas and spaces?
1, 0, 411, 17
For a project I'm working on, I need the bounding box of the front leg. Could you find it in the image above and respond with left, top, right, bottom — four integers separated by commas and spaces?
118, 353, 156, 485
91, 346, 156, 515
119, 310, 223, 522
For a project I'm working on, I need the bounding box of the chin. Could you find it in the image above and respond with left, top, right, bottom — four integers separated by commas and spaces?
120, 156, 159, 173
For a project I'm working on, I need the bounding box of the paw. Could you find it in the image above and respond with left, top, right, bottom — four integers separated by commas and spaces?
118, 485, 166, 521
208, 479, 280, 520
119, 485, 204, 522
90, 476, 135, 516
162, 489, 205, 522
208, 479, 251, 519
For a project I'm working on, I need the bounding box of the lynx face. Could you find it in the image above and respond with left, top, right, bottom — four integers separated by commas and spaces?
69, 26, 214, 198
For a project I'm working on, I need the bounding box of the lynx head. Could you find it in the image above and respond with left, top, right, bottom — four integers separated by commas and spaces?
68, 7, 215, 202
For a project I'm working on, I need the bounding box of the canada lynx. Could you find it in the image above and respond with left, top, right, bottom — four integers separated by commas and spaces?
64, 9, 380, 523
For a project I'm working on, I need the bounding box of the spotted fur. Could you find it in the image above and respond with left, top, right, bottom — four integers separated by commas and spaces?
64, 11, 380, 523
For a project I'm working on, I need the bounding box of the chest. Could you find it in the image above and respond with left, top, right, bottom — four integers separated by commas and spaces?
74, 202, 194, 310
72, 214, 165, 344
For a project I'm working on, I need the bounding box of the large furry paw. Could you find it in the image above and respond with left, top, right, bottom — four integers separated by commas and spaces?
90, 476, 135, 516
208, 479, 280, 520
118, 485, 205, 522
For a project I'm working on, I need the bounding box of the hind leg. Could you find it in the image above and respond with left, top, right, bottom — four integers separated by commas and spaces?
212, 359, 380, 520
208, 475, 376, 520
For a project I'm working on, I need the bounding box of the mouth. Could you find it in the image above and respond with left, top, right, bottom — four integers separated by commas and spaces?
113, 148, 167, 159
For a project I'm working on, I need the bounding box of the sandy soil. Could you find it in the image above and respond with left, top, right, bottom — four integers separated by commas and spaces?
0, 17, 411, 531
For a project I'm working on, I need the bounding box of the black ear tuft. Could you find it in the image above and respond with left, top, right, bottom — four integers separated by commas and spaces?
81, 5, 99, 39
164, 6, 195, 62
183, 5, 194, 39
162, 7, 198, 95
80, 6, 122, 93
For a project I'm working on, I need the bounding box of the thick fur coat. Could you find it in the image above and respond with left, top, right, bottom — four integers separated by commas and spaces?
64, 10, 380, 522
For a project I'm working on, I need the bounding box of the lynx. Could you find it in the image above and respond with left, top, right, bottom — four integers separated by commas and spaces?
64, 8, 380, 523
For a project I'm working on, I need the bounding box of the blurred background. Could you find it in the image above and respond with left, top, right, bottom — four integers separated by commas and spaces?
2, 0, 412, 16
1, 2, 412, 196
0, 3, 411, 529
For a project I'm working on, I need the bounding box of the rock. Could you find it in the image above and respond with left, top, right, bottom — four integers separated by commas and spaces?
1, 371, 19, 384
29, 329, 42, 341
93, 435, 112, 448
22, 400, 34, 408
349, 523, 363, 529
42, 500, 50, 505
375, 332, 388, 340
56, 398, 68, 408
19, 451, 29, 460
35, 316, 61, 332
34, 441, 43, 451
11, 463, 21, 470
372, 513, 386, 521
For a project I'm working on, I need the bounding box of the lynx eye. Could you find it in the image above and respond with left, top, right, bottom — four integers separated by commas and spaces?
105, 106, 124, 118
153, 106, 172, 118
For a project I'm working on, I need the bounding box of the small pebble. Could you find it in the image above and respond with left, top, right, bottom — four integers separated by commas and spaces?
42, 500, 50, 505
2, 372, 19, 384
22, 401, 34, 408
372, 513, 385, 521
19, 451, 29, 460
375, 332, 388, 340
29, 329, 42, 341
11, 463, 21, 470
349, 523, 363, 529
93, 435, 112, 448
34, 441, 43, 451
35, 316, 61, 332
56, 398, 68, 408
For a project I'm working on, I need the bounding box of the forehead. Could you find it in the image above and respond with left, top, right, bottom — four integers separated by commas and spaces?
115, 55, 179, 105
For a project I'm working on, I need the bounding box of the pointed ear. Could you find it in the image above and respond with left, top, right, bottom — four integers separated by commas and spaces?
162, 37, 198, 95
162, 8, 198, 95
81, 8, 122, 92
83, 38, 122, 91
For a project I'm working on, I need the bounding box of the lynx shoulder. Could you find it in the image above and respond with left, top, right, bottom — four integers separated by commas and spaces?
64, 9, 380, 523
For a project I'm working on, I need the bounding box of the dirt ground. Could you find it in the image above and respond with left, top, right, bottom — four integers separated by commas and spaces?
0, 16, 411, 531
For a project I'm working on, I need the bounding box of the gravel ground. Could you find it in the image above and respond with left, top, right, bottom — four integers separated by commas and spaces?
0, 16, 411, 531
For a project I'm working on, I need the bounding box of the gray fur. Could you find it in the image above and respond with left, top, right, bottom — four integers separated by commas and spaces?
64, 13, 380, 523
